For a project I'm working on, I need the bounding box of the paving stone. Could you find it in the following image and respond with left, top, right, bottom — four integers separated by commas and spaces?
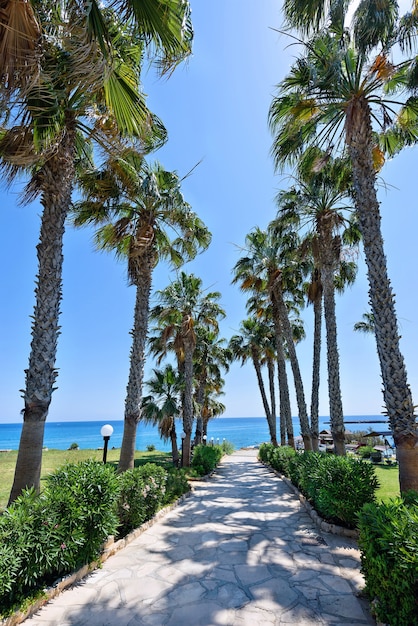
319, 593, 370, 620
249, 577, 299, 610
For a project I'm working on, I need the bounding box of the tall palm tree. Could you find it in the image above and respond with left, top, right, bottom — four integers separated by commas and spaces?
193, 327, 231, 445
201, 391, 227, 441
72, 158, 211, 472
229, 318, 278, 446
269, 22, 418, 491
149, 272, 225, 466
275, 152, 358, 454
142, 364, 183, 466
233, 227, 312, 449
4, 0, 194, 503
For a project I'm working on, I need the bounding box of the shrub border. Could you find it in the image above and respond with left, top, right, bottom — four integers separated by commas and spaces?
0, 490, 193, 626
260, 460, 359, 539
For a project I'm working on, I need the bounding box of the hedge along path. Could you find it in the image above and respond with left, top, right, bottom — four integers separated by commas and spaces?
21, 449, 374, 626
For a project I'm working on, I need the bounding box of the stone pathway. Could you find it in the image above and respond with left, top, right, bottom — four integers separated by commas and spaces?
24, 449, 374, 625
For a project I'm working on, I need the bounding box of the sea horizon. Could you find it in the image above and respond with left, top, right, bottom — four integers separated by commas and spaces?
0, 415, 390, 452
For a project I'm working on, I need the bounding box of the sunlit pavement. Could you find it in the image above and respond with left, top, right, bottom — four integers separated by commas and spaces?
24, 449, 375, 625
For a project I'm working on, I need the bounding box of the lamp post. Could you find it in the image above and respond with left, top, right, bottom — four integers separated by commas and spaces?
100, 424, 114, 464
180, 431, 186, 467
202, 435, 207, 446
211, 437, 214, 446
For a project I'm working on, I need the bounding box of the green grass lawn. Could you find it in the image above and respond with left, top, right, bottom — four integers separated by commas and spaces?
0, 448, 173, 511
374, 463, 400, 502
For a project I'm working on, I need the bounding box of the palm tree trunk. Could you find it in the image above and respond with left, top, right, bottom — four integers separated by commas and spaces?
182, 337, 195, 467
272, 313, 294, 448
322, 242, 345, 455
273, 288, 312, 450
346, 95, 418, 492
8, 129, 75, 504
118, 255, 153, 472
194, 379, 205, 445
310, 295, 322, 452
251, 351, 276, 445
170, 419, 179, 466
267, 356, 278, 446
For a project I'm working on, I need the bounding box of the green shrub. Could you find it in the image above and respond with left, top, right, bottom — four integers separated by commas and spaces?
259, 444, 297, 476
0, 461, 120, 616
288, 451, 320, 498
163, 468, 190, 504
258, 442, 271, 464
46, 460, 120, 565
116, 464, 167, 536
221, 440, 235, 455
358, 492, 418, 625
259, 444, 379, 528
146, 444, 156, 451
357, 445, 375, 458
191, 444, 222, 475
312, 455, 379, 527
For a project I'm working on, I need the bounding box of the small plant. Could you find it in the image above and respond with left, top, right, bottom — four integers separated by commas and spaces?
221, 440, 235, 454
68, 442, 79, 450
146, 444, 156, 452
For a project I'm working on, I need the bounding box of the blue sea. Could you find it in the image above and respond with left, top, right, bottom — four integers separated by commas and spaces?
0, 416, 389, 452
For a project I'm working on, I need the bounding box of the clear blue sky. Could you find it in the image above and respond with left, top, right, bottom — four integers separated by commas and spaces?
1, 0, 417, 424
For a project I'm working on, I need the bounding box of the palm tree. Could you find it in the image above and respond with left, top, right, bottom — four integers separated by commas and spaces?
201, 390, 227, 441
142, 365, 183, 466
149, 272, 225, 466
229, 318, 279, 446
233, 227, 312, 449
193, 327, 231, 445
72, 157, 211, 472
5, 0, 194, 503
275, 152, 358, 454
354, 312, 376, 334
269, 22, 418, 491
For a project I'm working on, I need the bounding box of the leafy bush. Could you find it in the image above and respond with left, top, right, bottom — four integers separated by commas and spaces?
259, 443, 297, 475
191, 444, 222, 475
0, 461, 120, 615
358, 492, 418, 625
46, 460, 120, 565
116, 464, 167, 536
258, 442, 270, 463
259, 444, 378, 528
221, 439, 235, 455
312, 454, 379, 527
357, 445, 375, 458
0, 458, 192, 617
163, 467, 190, 504
146, 444, 156, 451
